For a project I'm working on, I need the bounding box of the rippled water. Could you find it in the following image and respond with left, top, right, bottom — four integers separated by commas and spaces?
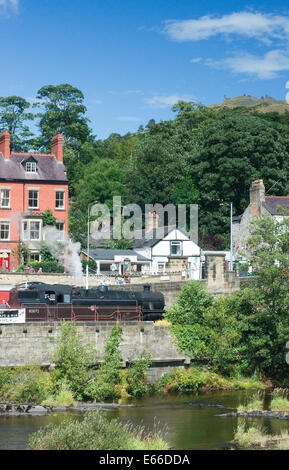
1, 391, 289, 450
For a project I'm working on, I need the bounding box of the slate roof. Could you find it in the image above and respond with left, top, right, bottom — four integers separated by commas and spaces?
0, 153, 68, 182
133, 225, 193, 248
263, 196, 289, 215
233, 196, 289, 223
83, 249, 150, 262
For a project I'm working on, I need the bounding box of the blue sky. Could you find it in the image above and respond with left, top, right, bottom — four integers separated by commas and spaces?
1, 0, 289, 138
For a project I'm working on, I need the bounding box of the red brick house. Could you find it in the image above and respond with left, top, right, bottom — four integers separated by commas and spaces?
0, 131, 69, 271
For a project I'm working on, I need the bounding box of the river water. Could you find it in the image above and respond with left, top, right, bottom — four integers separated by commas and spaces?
1, 391, 289, 450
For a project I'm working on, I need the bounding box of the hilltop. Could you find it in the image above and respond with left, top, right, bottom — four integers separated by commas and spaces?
210, 95, 289, 114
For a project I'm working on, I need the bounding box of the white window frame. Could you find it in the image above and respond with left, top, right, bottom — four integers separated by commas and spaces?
22, 221, 28, 240
25, 161, 37, 173
22, 219, 42, 241
170, 240, 183, 256
1, 189, 10, 208
30, 221, 41, 241
28, 190, 39, 209
56, 222, 65, 240
0, 222, 10, 240
55, 190, 65, 209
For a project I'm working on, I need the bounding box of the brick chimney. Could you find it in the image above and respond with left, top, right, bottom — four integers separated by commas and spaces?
0, 130, 10, 159
146, 211, 159, 231
51, 134, 63, 162
249, 179, 265, 215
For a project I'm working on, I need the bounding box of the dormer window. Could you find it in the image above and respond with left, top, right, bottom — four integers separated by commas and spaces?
26, 161, 37, 173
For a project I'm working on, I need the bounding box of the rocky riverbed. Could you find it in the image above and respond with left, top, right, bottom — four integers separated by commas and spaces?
217, 410, 289, 420
0, 401, 139, 416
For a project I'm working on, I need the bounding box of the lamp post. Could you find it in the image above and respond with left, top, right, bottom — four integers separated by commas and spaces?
86, 200, 98, 289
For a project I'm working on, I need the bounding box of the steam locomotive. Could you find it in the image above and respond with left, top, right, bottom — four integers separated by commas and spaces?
7, 283, 165, 322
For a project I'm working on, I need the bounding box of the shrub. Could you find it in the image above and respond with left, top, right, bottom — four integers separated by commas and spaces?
126, 352, 153, 397
42, 382, 76, 407
29, 260, 64, 273
88, 324, 123, 401
1, 366, 53, 404
27, 410, 169, 450
165, 282, 242, 374
165, 281, 213, 325
52, 322, 97, 400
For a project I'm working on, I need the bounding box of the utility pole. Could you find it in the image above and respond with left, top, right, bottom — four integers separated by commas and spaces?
230, 202, 233, 271
86, 201, 98, 290
86, 205, 90, 289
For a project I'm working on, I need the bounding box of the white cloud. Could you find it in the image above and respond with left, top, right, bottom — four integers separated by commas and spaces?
144, 94, 196, 108
206, 49, 289, 79
163, 12, 289, 44
0, 0, 19, 15
92, 99, 102, 105
117, 116, 141, 121
124, 90, 144, 95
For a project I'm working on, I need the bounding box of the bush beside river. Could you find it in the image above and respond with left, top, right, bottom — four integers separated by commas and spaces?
27, 410, 169, 451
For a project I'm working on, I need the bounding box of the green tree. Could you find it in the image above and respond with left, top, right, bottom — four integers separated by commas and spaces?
236, 213, 289, 379
69, 158, 125, 244
189, 111, 289, 241
165, 282, 241, 374
34, 84, 92, 150
0, 96, 34, 151
125, 120, 189, 208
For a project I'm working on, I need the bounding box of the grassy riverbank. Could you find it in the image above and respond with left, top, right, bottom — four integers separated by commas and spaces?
158, 367, 265, 394
0, 364, 266, 406
237, 391, 289, 413
233, 422, 289, 450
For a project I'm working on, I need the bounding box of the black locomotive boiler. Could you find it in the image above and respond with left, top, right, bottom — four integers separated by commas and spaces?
8, 283, 165, 322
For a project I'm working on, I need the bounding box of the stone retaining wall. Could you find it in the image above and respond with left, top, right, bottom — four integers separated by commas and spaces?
0, 322, 187, 383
